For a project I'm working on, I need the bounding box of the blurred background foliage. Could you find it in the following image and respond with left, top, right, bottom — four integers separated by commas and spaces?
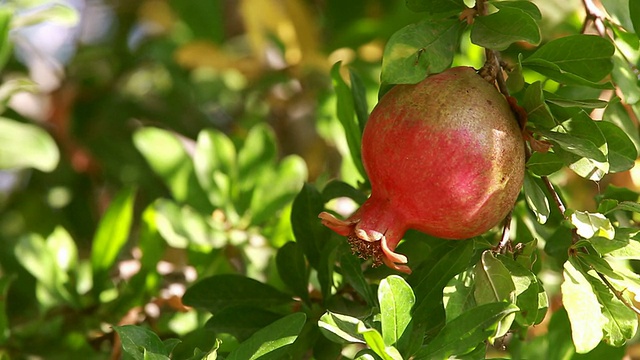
0, 0, 638, 358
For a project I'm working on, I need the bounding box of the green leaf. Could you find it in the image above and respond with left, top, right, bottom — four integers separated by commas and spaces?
570, 210, 615, 239
491, 1, 542, 20
473, 251, 516, 340
349, 69, 369, 133
443, 270, 476, 323
523, 172, 550, 224
542, 112, 609, 181
318, 312, 366, 344
590, 228, 640, 259
600, 0, 635, 33
409, 240, 474, 332
134, 127, 209, 210
357, 323, 403, 360
0, 117, 60, 172
405, 0, 466, 17
237, 124, 277, 194
114, 325, 172, 360
545, 98, 608, 109
276, 242, 310, 304
153, 199, 225, 249
0, 9, 12, 70
561, 258, 607, 353
291, 184, 329, 268
331, 62, 367, 179
526, 151, 563, 176
611, 52, 640, 105
0, 276, 12, 345
497, 255, 544, 326
596, 121, 637, 173
250, 155, 307, 225
506, 54, 525, 93
378, 275, 415, 346
632, 0, 640, 35
182, 274, 293, 313
604, 98, 640, 153
380, 19, 462, 84
193, 129, 236, 208
0, 78, 38, 114
91, 188, 135, 291
322, 180, 367, 204
415, 302, 519, 359
522, 82, 557, 129
339, 251, 377, 307
205, 306, 283, 342
583, 267, 638, 347
224, 312, 306, 360
522, 35, 615, 86
471, 8, 541, 50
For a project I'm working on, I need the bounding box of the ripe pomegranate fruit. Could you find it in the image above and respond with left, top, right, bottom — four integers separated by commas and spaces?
319, 66, 525, 274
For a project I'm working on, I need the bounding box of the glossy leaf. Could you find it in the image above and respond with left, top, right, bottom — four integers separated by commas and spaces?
415, 302, 519, 359
276, 242, 310, 304
182, 274, 293, 313
291, 184, 328, 268
205, 306, 283, 342
473, 251, 516, 340
561, 258, 606, 353
379, 275, 415, 346
443, 270, 476, 323
381, 19, 462, 84
526, 151, 563, 176
497, 255, 544, 326
91, 188, 135, 291
226, 312, 306, 360
523, 172, 550, 224
522, 35, 615, 86
492, 1, 542, 20
596, 121, 637, 173
318, 312, 366, 344
409, 241, 474, 332
522, 82, 556, 129
471, 8, 540, 50
584, 267, 638, 347
570, 210, 615, 240
632, 0, 640, 35
115, 325, 173, 360
0, 117, 60, 172
357, 322, 403, 360
331, 62, 367, 179
340, 252, 377, 307
590, 228, 640, 259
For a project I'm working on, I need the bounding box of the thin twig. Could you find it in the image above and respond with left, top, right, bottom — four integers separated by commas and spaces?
596, 271, 640, 316
541, 176, 566, 216
496, 211, 513, 254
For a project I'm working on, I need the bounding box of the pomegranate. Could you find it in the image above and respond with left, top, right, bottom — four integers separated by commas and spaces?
319, 66, 525, 274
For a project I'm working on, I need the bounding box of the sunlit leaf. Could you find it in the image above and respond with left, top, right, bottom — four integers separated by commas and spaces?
471, 8, 540, 50
522, 82, 556, 129
611, 52, 640, 105
492, 1, 542, 20
497, 255, 542, 327
381, 19, 462, 84
415, 302, 519, 359
522, 35, 615, 86
13, 3, 80, 27
205, 306, 283, 342
379, 275, 415, 346
523, 172, 550, 224
318, 312, 366, 344
114, 325, 173, 360
0, 9, 11, 70
561, 258, 606, 353
570, 210, 615, 240
357, 322, 403, 360
194, 129, 236, 208
0, 117, 59, 172
91, 188, 136, 292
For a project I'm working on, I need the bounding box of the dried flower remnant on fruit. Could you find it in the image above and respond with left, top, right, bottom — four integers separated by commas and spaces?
320, 67, 525, 274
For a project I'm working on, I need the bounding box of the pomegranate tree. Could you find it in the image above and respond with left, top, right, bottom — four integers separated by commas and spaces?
319, 66, 525, 273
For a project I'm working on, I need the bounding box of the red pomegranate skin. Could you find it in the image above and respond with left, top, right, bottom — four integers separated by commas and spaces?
319, 66, 525, 274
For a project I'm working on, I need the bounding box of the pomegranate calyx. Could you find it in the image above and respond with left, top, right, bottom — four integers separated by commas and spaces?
318, 211, 411, 274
